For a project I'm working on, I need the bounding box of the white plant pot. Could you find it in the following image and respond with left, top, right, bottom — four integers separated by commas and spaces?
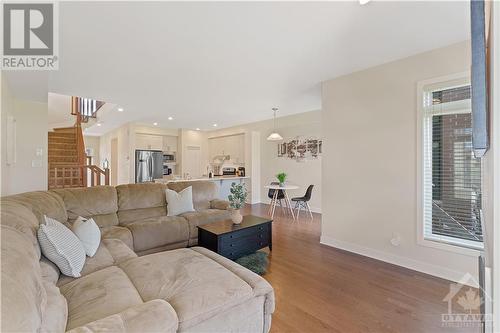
230, 209, 243, 225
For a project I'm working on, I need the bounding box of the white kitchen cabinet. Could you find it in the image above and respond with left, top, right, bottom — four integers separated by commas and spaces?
163, 135, 178, 152
136, 134, 163, 150
208, 134, 245, 164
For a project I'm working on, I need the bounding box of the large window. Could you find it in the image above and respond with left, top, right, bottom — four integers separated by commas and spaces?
422, 84, 483, 250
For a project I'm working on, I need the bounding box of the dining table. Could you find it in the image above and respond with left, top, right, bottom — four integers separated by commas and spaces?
264, 183, 299, 219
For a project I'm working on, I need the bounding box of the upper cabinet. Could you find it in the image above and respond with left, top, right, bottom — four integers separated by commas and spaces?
163, 136, 178, 152
136, 134, 163, 150
209, 134, 245, 165
135, 133, 178, 152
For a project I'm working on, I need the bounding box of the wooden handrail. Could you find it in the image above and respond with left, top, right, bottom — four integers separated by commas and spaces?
50, 165, 109, 189
74, 115, 87, 187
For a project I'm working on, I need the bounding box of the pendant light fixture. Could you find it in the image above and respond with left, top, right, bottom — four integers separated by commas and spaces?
267, 107, 283, 141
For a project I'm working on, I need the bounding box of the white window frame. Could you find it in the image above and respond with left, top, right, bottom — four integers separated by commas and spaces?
416, 72, 483, 257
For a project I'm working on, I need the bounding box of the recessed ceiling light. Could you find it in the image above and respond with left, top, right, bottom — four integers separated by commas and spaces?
97, 123, 102, 127
213, 124, 218, 127
196, 128, 200, 131
168, 116, 173, 120
359, 0, 371, 5
117, 107, 124, 112
153, 122, 158, 126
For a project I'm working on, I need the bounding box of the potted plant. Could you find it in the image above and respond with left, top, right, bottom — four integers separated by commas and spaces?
228, 182, 248, 224
276, 172, 287, 187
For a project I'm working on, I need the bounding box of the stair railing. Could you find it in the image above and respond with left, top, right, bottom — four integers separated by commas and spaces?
73, 103, 88, 187
51, 165, 110, 189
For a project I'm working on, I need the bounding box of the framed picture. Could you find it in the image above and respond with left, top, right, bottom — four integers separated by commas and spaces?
277, 136, 323, 161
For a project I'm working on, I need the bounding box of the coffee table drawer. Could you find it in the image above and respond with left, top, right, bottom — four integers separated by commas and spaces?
219, 236, 270, 260
219, 224, 270, 242
220, 232, 269, 251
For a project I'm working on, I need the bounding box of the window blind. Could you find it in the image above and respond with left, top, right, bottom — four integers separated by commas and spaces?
422, 85, 483, 249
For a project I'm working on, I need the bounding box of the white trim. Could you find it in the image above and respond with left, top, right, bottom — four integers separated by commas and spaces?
415, 72, 484, 256
320, 235, 476, 285
491, 2, 500, 331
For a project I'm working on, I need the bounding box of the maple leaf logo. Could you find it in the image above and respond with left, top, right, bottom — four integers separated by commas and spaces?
457, 288, 480, 313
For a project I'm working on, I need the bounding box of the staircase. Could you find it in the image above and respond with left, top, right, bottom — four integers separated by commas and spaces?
48, 97, 109, 189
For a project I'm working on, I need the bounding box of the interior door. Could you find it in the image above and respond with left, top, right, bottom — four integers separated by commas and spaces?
184, 146, 202, 178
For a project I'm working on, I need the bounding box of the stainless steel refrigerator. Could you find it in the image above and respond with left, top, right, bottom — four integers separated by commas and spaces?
135, 150, 163, 183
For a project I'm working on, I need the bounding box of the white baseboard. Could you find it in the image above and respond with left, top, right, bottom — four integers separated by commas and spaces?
320, 235, 476, 285
259, 201, 322, 214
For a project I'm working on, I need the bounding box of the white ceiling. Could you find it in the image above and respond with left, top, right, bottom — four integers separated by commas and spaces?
4, 1, 469, 135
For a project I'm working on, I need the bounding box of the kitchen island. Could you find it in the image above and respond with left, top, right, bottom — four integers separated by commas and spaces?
155, 176, 249, 201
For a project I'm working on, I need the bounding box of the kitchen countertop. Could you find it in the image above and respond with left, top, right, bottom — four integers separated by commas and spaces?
154, 176, 249, 183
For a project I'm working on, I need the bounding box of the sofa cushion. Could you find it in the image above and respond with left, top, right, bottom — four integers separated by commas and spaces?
60, 266, 143, 330
52, 186, 119, 227
40, 257, 60, 284
0, 199, 42, 259
38, 216, 87, 278
116, 183, 167, 224
57, 238, 137, 287
210, 199, 230, 210
101, 225, 134, 250
2, 191, 68, 224
125, 216, 189, 252
65, 300, 178, 333
1, 225, 46, 333
41, 281, 68, 333
119, 248, 254, 329
167, 181, 219, 211
166, 186, 195, 216
180, 209, 231, 245
72, 217, 101, 257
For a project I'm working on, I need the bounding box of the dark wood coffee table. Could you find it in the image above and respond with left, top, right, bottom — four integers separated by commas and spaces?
197, 215, 272, 260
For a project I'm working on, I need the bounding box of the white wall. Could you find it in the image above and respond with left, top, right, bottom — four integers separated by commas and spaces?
210, 110, 322, 211
99, 124, 131, 185
48, 93, 73, 130
321, 41, 478, 282
83, 135, 100, 164
1, 74, 48, 195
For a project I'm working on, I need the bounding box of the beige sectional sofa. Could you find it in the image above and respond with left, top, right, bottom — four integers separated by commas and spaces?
1, 180, 275, 332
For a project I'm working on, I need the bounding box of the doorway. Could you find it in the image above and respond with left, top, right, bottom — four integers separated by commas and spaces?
110, 138, 118, 186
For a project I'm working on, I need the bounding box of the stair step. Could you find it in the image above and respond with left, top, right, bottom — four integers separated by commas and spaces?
49, 142, 76, 149
48, 136, 76, 141
49, 154, 78, 160
48, 139, 76, 144
49, 157, 78, 163
48, 133, 75, 138
53, 127, 77, 132
48, 152, 78, 156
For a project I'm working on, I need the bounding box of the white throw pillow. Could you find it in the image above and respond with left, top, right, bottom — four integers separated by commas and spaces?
72, 216, 101, 257
166, 186, 195, 216
38, 216, 86, 277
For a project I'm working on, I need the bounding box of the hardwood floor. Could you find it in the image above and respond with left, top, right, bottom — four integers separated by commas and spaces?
241, 203, 479, 333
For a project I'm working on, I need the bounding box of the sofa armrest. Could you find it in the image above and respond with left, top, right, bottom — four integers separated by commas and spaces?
210, 199, 231, 210
65, 300, 178, 333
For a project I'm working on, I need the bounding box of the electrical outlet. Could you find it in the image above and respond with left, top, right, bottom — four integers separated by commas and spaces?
31, 160, 42, 168
390, 232, 401, 247
36, 148, 43, 156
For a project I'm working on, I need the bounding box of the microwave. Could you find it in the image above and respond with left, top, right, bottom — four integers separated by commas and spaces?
163, 153, 175, 162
